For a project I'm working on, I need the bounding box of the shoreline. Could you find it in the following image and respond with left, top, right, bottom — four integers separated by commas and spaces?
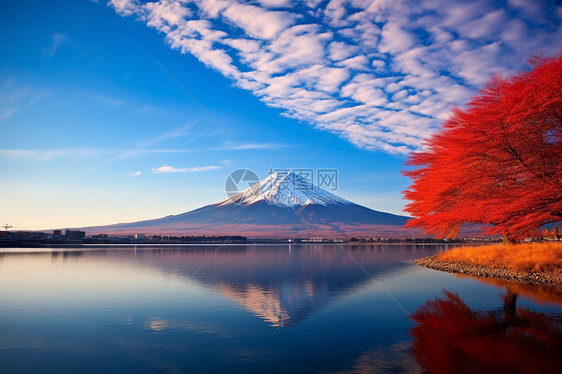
415, 255, 562, 289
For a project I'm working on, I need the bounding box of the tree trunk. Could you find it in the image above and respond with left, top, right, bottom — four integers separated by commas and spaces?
503, 287, 518, 321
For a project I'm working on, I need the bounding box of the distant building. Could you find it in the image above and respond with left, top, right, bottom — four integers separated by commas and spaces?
135, 233, 145, 240
53, 230, 61, 236
65, 230, 86, 239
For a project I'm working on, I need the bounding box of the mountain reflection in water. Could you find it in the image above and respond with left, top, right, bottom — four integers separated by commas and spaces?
135, 244, 432, 326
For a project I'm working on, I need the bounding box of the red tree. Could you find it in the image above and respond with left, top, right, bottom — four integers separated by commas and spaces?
403, 55, 562, 239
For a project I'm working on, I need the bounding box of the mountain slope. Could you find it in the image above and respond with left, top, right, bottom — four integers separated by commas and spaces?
83, 172, 420, 238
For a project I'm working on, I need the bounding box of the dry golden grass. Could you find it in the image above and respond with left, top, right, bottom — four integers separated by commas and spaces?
436, 242, 562, 273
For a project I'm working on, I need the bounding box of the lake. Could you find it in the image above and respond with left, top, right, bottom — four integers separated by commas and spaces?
1, 244, 561, 373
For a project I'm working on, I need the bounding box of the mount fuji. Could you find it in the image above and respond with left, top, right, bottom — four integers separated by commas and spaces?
83, 171, 422, 238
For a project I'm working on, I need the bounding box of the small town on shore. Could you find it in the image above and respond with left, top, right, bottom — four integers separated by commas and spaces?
0, 228, 496, 246
2, 226, 560, 247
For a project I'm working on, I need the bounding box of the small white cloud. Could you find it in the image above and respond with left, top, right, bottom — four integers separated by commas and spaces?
189, 165, 221, 172
132, 171, 142, 176
337, 56, 370, 71
153, 164, 186, 173
328, 41, 358, 61
152, 164, 221, 173
109, 0, 140, 16
379, 22, 415, 54
258, 0, 293, 7
223, 4, 299, 39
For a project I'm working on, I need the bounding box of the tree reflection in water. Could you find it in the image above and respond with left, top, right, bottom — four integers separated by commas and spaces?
410, 290, 562, 374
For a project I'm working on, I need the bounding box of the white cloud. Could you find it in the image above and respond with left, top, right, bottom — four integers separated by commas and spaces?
108, 0, 562, 154
222, 4, 299, 39
328, 41, 358, 61
508, 0, 547, 22
337, 55, 370, 71
152, 164, 221, 173
109, 0, 139, 16
132, 171, 142, 176
379, 22, 415, 54
258, 0, 293, 7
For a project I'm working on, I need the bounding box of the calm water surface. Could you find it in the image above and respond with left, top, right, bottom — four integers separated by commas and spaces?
1, 244, 561, 373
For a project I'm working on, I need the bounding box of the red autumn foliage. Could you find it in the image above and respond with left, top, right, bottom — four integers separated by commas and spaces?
403, 55, 562, 239
410, 291, 562, 374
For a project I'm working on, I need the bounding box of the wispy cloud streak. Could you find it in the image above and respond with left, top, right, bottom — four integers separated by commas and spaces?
0, 80, 50, 120
43, 33, 68, 58
137, 123, 195, 148
152, 164, 221, 173
0, 143, 289, 161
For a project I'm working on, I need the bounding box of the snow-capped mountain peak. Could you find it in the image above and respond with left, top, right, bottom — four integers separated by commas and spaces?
219, 171, 351, 208
82, 170, 419, 238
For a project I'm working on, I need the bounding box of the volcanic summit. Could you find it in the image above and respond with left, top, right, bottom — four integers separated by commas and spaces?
84, 171, 419, 238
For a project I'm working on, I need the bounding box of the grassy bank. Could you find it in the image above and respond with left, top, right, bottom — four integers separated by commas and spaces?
415, 242, 562, 288
436, 242, 562, 273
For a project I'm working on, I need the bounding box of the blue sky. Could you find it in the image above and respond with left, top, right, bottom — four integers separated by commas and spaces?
1, 0, 560, 230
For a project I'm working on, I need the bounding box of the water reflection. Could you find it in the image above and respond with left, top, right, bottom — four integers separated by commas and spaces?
131, 244, 437, 326
328, 283, 562, 374
2, 245, 561, 374
464, 275, 562, 307
0, 244, 442, 329
327, 342, 422, 374
410, 291, 562, 374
